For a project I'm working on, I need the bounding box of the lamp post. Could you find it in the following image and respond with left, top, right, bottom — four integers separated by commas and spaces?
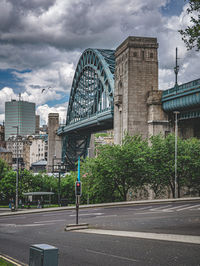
12, 126, 19, 210
53, 157, 66, 206
174, 111, 180, 198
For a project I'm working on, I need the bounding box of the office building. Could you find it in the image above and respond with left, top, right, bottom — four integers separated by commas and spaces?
5, 99, 36, 140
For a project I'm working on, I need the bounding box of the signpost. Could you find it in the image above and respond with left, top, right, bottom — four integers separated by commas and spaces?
75, 157, 82, 224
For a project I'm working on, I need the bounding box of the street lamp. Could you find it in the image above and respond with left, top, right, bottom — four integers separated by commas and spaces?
52, 157, 66, 206
12, 126, 19, 210
174, 111, 180, 199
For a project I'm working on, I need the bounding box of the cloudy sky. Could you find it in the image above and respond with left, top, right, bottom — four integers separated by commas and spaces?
0, 0, 199, 125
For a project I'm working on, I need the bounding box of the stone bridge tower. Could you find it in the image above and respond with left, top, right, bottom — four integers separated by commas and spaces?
114, 36, 161, 143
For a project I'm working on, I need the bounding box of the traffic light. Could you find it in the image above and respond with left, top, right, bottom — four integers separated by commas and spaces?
75, 181, 82, 196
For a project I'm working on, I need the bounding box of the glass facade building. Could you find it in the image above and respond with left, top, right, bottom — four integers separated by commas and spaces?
5, 100, 36, 140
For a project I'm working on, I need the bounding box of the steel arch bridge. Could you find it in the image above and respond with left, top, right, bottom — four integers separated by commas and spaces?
58, 48, 115, 170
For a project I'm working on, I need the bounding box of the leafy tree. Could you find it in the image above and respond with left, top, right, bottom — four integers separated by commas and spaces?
60, 172, 76, 204
148, 134, 200, 198
0, 171, 16, 202
82, 135, 149, 202
179, 0, 200, 51
183, 138, 200, 195
0, 158, 9, 180
147, 135, 170, 198
81, 156, 120, 203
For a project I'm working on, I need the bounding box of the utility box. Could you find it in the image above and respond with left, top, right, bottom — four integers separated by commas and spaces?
29, 244, 58, 266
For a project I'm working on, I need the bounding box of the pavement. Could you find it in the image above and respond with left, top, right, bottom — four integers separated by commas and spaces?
0, 196, 200, 216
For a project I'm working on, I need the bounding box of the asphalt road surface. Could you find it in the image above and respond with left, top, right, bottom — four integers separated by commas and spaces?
0, 200, 200, 266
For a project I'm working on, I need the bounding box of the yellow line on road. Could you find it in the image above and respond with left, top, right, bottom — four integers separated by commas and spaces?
0, 255, 24, 266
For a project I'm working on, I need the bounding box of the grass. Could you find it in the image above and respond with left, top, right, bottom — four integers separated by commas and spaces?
0, 257, 14, 266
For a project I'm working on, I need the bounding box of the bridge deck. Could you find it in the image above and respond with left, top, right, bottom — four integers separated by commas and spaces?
162, 78, 200, 114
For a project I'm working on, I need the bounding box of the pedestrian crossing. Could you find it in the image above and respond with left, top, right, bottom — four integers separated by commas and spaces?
136, 203, 200, 214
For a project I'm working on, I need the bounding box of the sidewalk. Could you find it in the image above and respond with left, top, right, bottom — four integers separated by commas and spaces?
0, 197, 200, 217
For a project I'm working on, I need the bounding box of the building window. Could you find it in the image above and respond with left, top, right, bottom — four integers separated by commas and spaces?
150, 52, 154, 58
142, 51, 145, 60
133, 52, 137, 57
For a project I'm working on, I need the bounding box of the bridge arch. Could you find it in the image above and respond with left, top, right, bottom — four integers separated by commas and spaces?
59, 48, 115, 170
66, 48, 115, 125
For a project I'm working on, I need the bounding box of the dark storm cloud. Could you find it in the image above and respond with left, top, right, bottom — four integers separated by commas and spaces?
0, 0, 166, 51
0, 0, 199, 102
6, 0, 56, 13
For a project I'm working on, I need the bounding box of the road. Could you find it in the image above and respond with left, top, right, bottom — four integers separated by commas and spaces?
0, 200, 200, 265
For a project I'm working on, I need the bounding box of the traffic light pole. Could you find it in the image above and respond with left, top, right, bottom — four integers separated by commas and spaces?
76, 195, 80, 225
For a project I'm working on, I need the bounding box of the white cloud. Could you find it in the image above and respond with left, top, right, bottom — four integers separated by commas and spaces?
0, 0, 199, 124
36, 103, 68, 125
0, 87, 16, 113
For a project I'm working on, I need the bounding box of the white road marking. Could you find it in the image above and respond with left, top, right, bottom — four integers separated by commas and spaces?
42, 211, 72, 216
21, 223, 55, 227
0, 216, 27, 220
34, 219, 65, 223
176, 204, 200, 212
0, 223, 55, 227
136, 211, 163, 215
161, 204, 190, 212
100, 215, 118, 218
79, 229, 200, 245
149, 205, 172, 211
136, 206, 153, 210
86, 248, 139, 263
70, 213, 104, 217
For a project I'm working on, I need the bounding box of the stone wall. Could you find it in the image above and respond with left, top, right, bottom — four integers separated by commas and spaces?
47, 113, 62, 172
114, 36, 159, 143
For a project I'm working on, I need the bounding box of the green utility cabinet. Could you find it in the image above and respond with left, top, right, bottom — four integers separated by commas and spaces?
29, 244, 58, 266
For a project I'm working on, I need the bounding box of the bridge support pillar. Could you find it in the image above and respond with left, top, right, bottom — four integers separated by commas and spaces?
114, 36, 159, 143
147, 90, 170, 137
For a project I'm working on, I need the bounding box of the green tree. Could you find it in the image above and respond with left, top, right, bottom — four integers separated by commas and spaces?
0, 170, 16, 202
60, 172, 76, 204
183, 138, 200, 195
0, 158, 9, 180
82, 135, 149, 202
147, 135, 170, 198
179, 0, 200, 51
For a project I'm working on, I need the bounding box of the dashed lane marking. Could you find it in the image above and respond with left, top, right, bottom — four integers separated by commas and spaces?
79, 229, 200, 245
34, 219, 66, 223
70, 213, 104, 217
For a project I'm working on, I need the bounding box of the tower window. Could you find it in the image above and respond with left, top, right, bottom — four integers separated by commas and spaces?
142, 51, 145, 60
133, 52, 137, 57
150, 53, 154, 58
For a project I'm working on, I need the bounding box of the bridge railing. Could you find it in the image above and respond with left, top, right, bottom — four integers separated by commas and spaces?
66, 106, 113, 126
57, 107, 113, 135
162, 78, 200, 99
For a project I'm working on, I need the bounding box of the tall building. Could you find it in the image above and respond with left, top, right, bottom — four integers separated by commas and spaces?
0, 123, 6, 148
35, 115, 40, 134
5, 99, 36, 140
